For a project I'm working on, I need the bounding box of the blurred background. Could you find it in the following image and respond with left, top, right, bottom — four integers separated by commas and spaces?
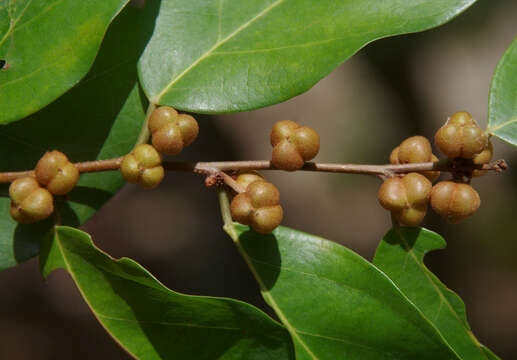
1, 0, 516, 358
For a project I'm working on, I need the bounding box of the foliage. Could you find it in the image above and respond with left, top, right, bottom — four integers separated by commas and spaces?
1, 0, 515, 358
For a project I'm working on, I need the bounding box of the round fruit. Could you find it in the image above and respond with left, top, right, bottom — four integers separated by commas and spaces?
472, 140, 493, 177
270, 120, 319, 171
9, 177, 54, 224
377, 173, 432, 226
430, 181, 480, 223
120, 144, 164, 189
35, 151, 79, 195
434, 111, 488, 159
249, 205, 283, 234
235, 171, 264, 190
230, 180, 283, 233
148, 106, 199, 155
390, 136, 440, 182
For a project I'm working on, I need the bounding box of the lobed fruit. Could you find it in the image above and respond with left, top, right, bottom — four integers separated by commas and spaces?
390, 136, 440, 182
120, 144, 164, 189
430, 181, 480, 223
434, 111, 488, 159
472, 140, 493, 177
235, 171, 264, 190
35, 150, 79, 195
270, 120, 319, 171
9, 177, 54, 224
148, 106, 199, 155
230, 180, 283, 234
377, 173, 432, 226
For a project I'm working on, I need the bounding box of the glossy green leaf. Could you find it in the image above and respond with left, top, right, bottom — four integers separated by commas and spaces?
138, 0, 476, 113
40, 226, 294, 359
228, 224, 460, 360
0, 0, 129, 124
373, 227, 500, 360
487, 37, 517, 146
0, 4, 157, 271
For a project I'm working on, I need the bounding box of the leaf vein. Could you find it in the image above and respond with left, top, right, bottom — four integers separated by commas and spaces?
487, 117, 517, 133
95, 313, 242, 331
154, 0, 284, 103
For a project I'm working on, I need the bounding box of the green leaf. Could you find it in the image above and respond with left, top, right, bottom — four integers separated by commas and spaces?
139, 0, 477, 113
40, 226, 295, 360
373, 227, 500, 360
0, 4, 156, 271
0, 0, 129, 124
487, 37, 517, 146
229, 224, 460, 360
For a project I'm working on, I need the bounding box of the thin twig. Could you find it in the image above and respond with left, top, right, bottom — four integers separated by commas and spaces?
0, 158, 507, 184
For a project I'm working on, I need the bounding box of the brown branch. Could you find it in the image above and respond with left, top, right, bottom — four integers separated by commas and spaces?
0, 158, 508, 184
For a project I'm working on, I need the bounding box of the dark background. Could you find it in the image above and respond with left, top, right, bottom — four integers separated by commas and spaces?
1, 0, 516, 358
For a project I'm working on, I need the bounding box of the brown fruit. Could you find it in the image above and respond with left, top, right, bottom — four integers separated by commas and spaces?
235, 171, 264, 190
250, 205, 283, 234
377, 173, 432, 226
472, 140, 493, 177
430, 181, 480, 223
35, 150, 79, 195
270, 120, 319, 171
9, 177, 54, 224
230, 180, 283, 233
390, 136, 440, 182
120, 144, 164, 189
434, 111, 488, 159
148, 106, 199, 155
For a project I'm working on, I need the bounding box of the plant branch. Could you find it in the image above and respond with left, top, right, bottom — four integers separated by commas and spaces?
134, 102, 157, 147
0, 159, 507, 184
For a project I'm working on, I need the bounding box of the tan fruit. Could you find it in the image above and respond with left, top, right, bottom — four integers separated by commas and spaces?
9, 177, 54, 224
430, 181, 480, 223
390, 136, 440, 182
35, 151, 79, 195
230, 180, 283, 233
270, 120, 319, 171
472, 141, 493, 177
148, 106, 199, 155
120, 144, 164, 189
378, 173, 431, 226
434, 111, 488, 159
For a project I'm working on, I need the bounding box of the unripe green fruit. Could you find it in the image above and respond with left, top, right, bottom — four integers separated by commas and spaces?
235, 171, 264, 190
148, 106, 199, 155
9, 177, 54, 224
472, 140, 493, 177
230, 180, 283, 233
430, 181, 480, 223
270, 120, 320, 171
378, 173, 432, 226
120, 144, 164, 189
390, 136, 440, 182
35, 150, 79, 195
434, 111, 488, 159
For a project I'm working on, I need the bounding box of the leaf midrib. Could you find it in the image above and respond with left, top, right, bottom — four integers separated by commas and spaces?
487, 117, 517, 133
393, 227, 488, 360
225, 224, 319, 360
152, 0, 284, 103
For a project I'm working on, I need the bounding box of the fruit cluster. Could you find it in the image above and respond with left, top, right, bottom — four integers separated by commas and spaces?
8, 109, 493, 233
270, 120, 320, 171
230, 172, 283, 234
379, 111, 492, 225
9, 151, 79, 224
9, 106, 201, 224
